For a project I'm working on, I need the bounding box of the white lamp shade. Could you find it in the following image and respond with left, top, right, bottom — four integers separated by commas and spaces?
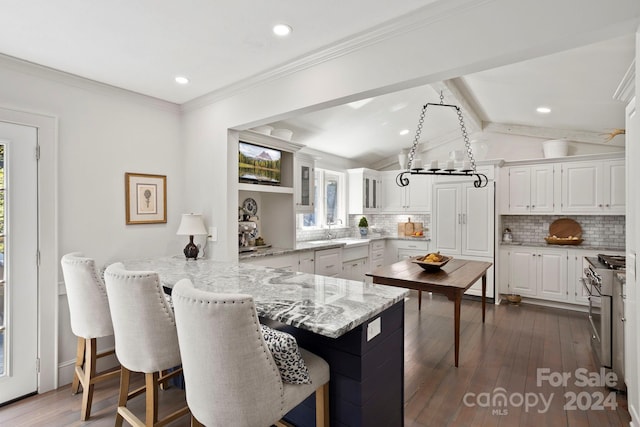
176, 213, 207, 236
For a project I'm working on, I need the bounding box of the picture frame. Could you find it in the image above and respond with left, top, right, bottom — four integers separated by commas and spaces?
125, 172, 167, 224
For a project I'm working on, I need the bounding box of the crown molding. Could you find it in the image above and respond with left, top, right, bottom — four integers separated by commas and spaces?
613, 60, 635, 103
181, 0, 493, 113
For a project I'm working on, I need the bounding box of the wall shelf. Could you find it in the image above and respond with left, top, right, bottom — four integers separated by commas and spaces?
238, 182, 294, 194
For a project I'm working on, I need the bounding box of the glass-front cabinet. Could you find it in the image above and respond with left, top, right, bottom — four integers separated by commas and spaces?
294, 154, 314, 213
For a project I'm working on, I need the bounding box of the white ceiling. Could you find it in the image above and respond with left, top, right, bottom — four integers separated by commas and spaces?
1, 1, 635, 167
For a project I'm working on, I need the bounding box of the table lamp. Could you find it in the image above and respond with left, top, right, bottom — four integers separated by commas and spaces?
176, 213, 207, 259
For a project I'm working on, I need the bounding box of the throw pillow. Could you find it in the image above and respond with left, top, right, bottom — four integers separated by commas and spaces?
260, 324, 311, 384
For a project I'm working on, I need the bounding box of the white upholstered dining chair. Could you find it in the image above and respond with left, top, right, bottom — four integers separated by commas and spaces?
171, 278, 330, 427
61, 252, 120, 421
103, 262, 191, 427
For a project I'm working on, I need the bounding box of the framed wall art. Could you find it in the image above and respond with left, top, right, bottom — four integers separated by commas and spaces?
125, 172, 167, 224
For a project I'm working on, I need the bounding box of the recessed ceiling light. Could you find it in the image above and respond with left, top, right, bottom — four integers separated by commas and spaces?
399, 129, 410, 136
273, 24, 292, 36
175, 76, 189, 85
536, 106, 551, 113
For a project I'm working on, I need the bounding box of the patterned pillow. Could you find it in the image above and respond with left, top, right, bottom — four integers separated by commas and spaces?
260, 325, 311, 384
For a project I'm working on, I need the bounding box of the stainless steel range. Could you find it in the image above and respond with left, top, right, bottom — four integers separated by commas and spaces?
583, 254, 625, 391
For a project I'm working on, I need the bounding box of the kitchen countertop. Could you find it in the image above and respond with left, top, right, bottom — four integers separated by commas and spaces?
239, 235, 430, 260
121, 256, 409, 339
500, 241, 625, 252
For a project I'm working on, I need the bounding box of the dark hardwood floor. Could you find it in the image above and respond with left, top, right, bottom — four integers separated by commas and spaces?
0, 292, 631, 426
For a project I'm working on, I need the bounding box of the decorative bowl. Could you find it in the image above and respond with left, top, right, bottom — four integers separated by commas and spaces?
411, 255, 452, 271
506, 294, 522, 304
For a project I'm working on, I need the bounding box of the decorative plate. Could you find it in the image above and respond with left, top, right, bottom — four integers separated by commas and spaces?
242, 197, 258, 216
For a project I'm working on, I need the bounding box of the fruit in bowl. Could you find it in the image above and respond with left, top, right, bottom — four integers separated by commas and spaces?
421, 252, 443, 262
412, 252, 452, 271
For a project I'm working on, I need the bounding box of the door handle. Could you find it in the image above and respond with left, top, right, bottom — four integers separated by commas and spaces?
458, 213, 461, 224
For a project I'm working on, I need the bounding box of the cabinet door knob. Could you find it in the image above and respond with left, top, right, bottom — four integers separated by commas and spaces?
531, 205, 535, 208
605, 204, 610, 207
599, 204, 603, 207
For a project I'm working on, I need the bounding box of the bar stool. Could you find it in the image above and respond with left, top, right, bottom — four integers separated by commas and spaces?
104, 262, 190, 427
172, 278, 330, 427
61, 252, 120, 421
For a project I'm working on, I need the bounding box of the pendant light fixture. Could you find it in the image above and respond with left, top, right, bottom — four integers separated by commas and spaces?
396, 92, 488, 189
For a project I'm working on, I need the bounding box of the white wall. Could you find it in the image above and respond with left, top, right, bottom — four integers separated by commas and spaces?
0, 55, 184, 385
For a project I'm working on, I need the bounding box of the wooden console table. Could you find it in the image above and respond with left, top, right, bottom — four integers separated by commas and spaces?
368, 258, 492, 367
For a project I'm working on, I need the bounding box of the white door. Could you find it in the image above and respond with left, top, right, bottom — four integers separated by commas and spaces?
462, 182, 493, 257
530, 164, 555, 213
537, 250, 568, 301
0, 121, 38, 404
433, 184, 460, 254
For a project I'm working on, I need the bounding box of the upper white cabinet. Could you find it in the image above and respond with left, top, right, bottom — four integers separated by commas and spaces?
500, 154, 625, 215
561, 159, 625, 214
507, 164, 556, 213
381, 171, 431, 213
348, 168, 382, 214
294, 154, 314, 213
432, 181, 494, 258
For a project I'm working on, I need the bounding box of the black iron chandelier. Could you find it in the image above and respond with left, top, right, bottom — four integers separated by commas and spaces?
396, 93, 488, 189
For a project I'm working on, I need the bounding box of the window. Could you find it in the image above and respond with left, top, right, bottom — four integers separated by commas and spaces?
300, 168, 345, 229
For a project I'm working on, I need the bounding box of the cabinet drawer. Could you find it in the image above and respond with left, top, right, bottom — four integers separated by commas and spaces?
371, 240, 385, 251
343, 245, 369, 262
371, 250, 385, 261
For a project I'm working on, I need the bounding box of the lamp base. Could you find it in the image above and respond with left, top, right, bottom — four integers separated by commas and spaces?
183, 235, 199, 259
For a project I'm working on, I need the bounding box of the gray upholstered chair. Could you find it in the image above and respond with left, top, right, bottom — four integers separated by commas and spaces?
103, 262, 190, 427
172, 278, 330, 427
61, 252, 120, 421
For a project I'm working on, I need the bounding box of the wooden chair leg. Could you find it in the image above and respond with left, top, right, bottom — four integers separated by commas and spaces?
418, 290, 422, 310
315, 382, 330, 427
71, 337, 85, 395
79, 338, 97, 421
146, 372, 159, 426
191, 415, 204, 427
115, 367, 131, 427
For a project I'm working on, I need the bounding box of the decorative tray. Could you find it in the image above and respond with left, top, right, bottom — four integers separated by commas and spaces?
544, 237, 583, 245
546, 218, 583, 245
411, 255, 452, 271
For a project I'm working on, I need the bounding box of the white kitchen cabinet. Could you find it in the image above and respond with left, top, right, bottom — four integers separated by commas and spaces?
502, 246, 568, 302
507, 164, 555, 214
348, 168, 382, 214
294, 155, 314, 213
341, 244, 369, 281
298, 251, 316, 274
433, 181, 494, 258
369, 240, 386, 270
315, 247, 342, 277
382, 171, 431, 213
389, 239, 430, 261
561, 159, 625, 214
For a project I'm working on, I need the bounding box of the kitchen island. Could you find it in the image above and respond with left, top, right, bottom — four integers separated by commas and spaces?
122, 256, 409, 427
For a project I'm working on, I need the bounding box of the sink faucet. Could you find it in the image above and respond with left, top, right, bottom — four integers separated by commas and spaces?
325, 219, 343, 239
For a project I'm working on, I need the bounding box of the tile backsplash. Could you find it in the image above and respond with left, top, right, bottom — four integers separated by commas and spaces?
296, 213, 431, 242
501, 215, 625, 249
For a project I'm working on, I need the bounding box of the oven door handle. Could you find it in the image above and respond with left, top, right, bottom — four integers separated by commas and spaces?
580, 278, 592, 296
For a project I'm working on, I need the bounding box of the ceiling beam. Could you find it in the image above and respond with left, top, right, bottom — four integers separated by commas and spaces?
483, 122, 625, 146
430, 79, 483, 134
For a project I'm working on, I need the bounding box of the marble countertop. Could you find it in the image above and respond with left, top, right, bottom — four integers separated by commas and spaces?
500, 241, 625, 252
121, 256, 409, 339
240, 235, 430, 260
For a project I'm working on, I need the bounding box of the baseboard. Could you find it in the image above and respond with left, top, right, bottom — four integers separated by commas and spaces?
498, 294, 588, 313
